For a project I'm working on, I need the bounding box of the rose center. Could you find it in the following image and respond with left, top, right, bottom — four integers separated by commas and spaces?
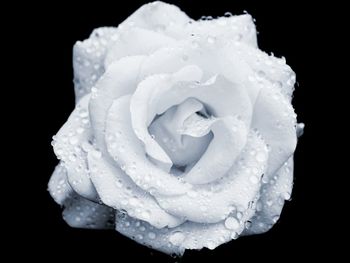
148, 98, 213, 173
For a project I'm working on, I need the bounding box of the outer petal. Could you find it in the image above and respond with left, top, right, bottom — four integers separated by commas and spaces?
73, 27, 119, 101
104, 27, 176, 67
48, 163, 74, 205
140, 38, 260, 104
251, 85, 297, 179
155, 131, 268, 224
184, 14, 257, 47
121, 1, 190, 33
62, 193, 115, 229
115, 199, 256, 256
52, 95, 98, 201
87, 146, 184, 228
244, 157, 294, 234
236, 44, 296, 99
89, 55, 145, 151
105, 95, 191, 196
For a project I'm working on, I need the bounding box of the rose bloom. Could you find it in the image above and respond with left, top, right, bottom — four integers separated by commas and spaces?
49, 1, 303, 255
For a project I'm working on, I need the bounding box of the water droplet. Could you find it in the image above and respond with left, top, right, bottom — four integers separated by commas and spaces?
79, 109, 88, 118
224, 217, 239, 230
169, 231, 185, 246
266, 199, 273, 206
256, 201, 262, 211
245, 221, 252, 229
139, 226, 146, 231
231, 232, 238, 239
224, 12, 232, 17
187, 190, 198, 198
257, 70, 266, 79
148, 232, 156, 239
191, 40, 199, 49
282, 192, 291, 200
75, 216, 81, 222
129, 197, 139, 206
249, 175, 259, 184
76, 127, 84, 134
207, 36, 215, 44
255, 152, 265, 162
248, 75, 256, 82
236, 212, 243, 219
136, 234, 143, 240
141, 210, 151, 220
200, 205, 207, 212
68, 154, 77, 162
207, 240, 216, 249
273, 216, 279, 223
92, 150, 102, 159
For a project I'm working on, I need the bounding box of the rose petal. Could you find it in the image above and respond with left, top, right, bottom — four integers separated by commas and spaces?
244, 157, 294, 234
89, 55, 145, 152
104, 27, 176, 67
184, 14, 257, 47
121, 1, 190, 33
131, 66, 252, 170
130, 65, 203, 168
115, 200, 256, 256
105, 95, 191, 196
236, 44, 296, 99
155, 131, 268, 224
73, 27, 119, 101
184, 116, 247, 184
148, 98, 213, 167
62, 193, 115, 229
251, 85, 297, 179
48, 163, 74, 205
52, 95, 98, 201
87, 146, 184, 228
140, 39, 260, 105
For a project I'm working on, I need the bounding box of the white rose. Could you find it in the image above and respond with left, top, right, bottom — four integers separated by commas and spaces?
49, 1, 303, 255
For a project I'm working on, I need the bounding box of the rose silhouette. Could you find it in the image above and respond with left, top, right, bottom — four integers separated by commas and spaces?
49, 1, 303, 255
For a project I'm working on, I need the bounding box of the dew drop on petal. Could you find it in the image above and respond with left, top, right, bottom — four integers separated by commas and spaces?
92, 150, 102, 159
141, 210, 151, 220
148, 232, 156, 239
207, 36, 215, 44
224, 217, 240, 230
266, 199, 273, 206
207, 240, 216, 249
231, 232, 239, 240
255, 152, 265, 162
249, 175, 259, 184
169, 231, 185, 246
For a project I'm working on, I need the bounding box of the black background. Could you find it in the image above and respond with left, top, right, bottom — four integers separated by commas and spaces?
21, 0, 337, 261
